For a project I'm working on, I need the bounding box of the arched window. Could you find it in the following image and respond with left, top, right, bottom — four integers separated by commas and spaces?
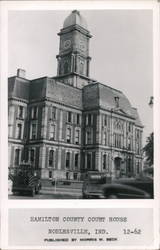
49, 150, 54, 167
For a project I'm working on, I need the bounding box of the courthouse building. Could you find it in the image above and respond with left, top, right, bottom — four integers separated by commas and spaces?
8, 10, 143, 180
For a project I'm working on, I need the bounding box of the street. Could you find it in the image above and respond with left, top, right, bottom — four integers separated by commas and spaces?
9, 186, 82, 199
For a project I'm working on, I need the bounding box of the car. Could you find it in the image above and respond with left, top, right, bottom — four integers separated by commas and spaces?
102, 174, 153, 199
82, 171, 111, 199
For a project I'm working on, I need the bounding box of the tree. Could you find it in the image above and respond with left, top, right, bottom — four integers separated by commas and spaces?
143, 132, 154, 166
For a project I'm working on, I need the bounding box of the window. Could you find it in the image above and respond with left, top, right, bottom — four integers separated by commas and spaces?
66, 172, 70, 180
66, 152, 70, 169
18, 106, 24, 119
103, 154, 107, 170
73, 172, 78, 180
86, 129, 92, 144
87, 153, 92, 169
75, 153, 79, 169
75, 130, 80, 144
24, 148, 29, 162
127, 137, 131, 150
114, 133, 122, 148
127, 157, 132, 174
114, 96, 120, 108
16, 123, 22, 139
66, 127, 71, 143
51, 107, 56, 120
103, 131, 107, 145
49, 171, 52, 179
14, 149, 20, 165
50, 124, 56, 140
86, 114, 92, 126
88, 114, 92, 125
30, 149, 35, 163
49, 150, 54, 167
135, 130, 140, 154
104, 115, 107, 126
31, 106, 38, 119
136, 161, 140, 174
41, 107, 45, 138
67, 111, 72, 123
76, 114, 80, 125
85, 115, 88, 125
31, 124, 37, 139
128, 122, 132, 132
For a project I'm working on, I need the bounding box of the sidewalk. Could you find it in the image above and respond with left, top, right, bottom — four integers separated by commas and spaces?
41, 187, 82, 197
41, 179, 83, 189
41, 179, 82, 196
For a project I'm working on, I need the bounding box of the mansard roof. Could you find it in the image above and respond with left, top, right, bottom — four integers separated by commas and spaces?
8, 74, 143, 127
8, 76, 30, 101
8, 75, 82, 109
83, 82, 143, 127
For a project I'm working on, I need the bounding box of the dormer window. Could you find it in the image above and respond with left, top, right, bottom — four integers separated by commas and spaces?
114, 96, 120, 108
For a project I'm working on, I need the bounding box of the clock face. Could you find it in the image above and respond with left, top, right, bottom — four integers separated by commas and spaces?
63, 39, 71, 49
79, 40, 86, 51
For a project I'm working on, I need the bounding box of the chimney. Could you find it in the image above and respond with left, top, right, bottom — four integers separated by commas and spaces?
17, 69, 26, 78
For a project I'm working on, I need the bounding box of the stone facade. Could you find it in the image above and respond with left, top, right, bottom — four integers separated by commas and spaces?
8, 10, 143, 180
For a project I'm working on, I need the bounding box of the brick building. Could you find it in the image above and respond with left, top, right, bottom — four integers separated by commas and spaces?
8, 10, 143, 180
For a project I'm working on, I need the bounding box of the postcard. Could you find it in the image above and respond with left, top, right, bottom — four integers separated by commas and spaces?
0, 0, 159, 249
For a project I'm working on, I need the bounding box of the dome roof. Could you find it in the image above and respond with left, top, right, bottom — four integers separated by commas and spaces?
63, 10, 88, 30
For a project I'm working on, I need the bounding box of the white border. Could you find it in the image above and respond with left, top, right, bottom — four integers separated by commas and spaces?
0, 1, 160, 249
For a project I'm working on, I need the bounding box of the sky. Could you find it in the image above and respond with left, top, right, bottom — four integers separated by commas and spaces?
8, 9, 153, 145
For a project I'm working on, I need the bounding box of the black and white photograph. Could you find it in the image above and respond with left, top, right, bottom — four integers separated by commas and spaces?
1, 1, 159, 249
8, 8, 154, 200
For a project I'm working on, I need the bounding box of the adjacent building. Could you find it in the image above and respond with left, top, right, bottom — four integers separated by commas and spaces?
8, 10, 143, 180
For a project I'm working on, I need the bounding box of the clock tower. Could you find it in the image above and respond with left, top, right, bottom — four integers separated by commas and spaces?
55, 10, 92, 89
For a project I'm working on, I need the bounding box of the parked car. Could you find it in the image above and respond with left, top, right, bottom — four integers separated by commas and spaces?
82, 171, 111, 198
102, 173, 153, 199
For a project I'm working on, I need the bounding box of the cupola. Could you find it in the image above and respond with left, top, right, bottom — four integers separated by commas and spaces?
63, 10, 88, 30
